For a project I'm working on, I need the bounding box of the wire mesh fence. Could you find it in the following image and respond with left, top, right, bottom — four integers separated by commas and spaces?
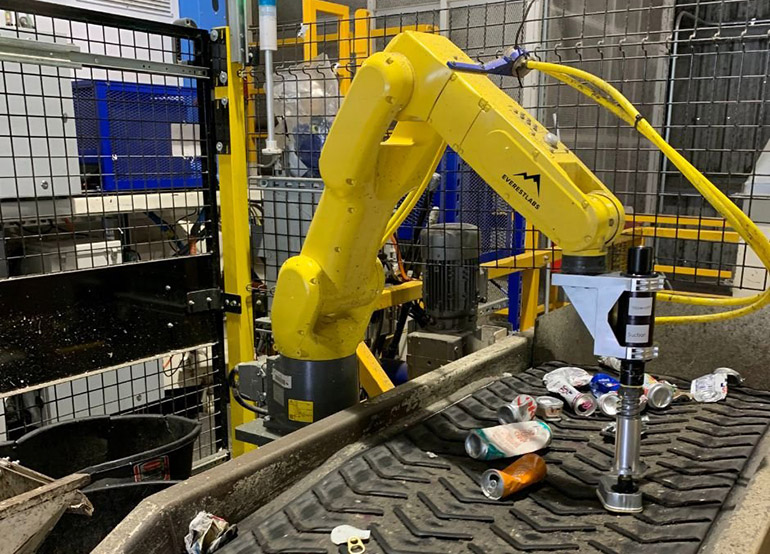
0, 346, 225, 463
0, 3, 213, 277
246, 0, 770, 320
0, 0, 227, 463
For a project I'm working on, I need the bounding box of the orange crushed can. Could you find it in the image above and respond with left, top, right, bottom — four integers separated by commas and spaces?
480, 453, 547, 500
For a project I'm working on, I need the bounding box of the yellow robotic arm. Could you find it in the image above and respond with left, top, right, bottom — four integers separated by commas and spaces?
263, 31, 770, 513
272, 31, 624, 363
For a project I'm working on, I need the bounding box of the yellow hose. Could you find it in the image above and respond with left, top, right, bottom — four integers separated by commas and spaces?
526, 60, 770, 325
380, 168, 433, 247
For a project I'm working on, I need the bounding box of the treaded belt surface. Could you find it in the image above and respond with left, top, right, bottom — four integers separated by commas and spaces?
220, 362, 770, 553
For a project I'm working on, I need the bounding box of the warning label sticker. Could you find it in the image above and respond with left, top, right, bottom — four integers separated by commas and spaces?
272, 369, 292, 389
288, 399, 314, 423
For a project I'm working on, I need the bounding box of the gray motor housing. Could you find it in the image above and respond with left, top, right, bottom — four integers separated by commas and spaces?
264, 354, 359, 434
422, 222, 481, 332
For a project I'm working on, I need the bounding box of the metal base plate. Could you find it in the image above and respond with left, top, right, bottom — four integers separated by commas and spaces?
234, 418, 284, 446
219, 362, 770, 554
597, 474, 643, 513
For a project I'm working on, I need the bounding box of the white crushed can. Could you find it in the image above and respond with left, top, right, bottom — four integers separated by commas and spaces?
465, 421, 552, 460
713, 367, 744, 384
691, 373, 728, 402
497, 394, 537, 424
543, 366, 592, 388
545, 376, 596, 417
536, 396, 564, 421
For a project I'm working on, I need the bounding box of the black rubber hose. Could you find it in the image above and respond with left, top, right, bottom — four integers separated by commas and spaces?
227, 368, 269, 415
383, 302, 412, 360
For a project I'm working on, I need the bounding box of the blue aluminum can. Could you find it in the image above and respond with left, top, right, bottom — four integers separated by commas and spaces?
590, 373, 620, 397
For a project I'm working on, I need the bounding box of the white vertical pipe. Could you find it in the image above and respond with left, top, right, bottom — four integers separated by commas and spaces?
440, 0, 449, 37
259, 0, 281, 156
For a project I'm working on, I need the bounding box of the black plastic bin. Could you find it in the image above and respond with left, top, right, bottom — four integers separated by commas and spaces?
0, 414, 200, 483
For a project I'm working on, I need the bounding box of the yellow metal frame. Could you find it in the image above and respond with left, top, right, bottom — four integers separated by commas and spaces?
627, 214, 731, 228
302, 0, 353, 93
625, 226, 739, 243
217, 28, 256, 458
375, 280, 423, 310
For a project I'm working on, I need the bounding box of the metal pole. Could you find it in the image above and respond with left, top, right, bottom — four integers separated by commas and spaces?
259, 0, 281, 156
439, 0, 449, 37
263, 49, 280, 155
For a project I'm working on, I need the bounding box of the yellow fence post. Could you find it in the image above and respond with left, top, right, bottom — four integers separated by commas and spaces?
302, 0, 353, 93
519, 225, 540, 330
217, 27, 256, 457
353, 9, 372, 69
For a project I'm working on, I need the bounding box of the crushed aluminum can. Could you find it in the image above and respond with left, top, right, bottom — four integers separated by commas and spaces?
597, 391, 619, 417
497, 394, 537, 424
597, 390, 648, 417
590, 373, 620, 397
643, 374, 675, 409
543, 366, 592, 389
480, 453, 547, 500
465, 421, 553, 460
598, 356, 622, 371
535, 396, 563, 421
545, 376, 596, 417
184, 512, 238, 554
690, 373, 728, 403
331, 525, 371, 546
713, 367, 744, 385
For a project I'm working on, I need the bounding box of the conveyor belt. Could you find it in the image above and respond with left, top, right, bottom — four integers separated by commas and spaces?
220, 362, 770, 553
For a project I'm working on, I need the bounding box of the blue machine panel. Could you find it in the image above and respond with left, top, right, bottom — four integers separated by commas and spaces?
72, 80, 202, 191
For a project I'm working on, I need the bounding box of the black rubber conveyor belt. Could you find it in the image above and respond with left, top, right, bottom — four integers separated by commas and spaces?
218, 361, 770, 554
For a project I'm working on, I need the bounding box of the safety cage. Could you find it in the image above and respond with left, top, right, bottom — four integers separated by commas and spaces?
0, 0, 228, 466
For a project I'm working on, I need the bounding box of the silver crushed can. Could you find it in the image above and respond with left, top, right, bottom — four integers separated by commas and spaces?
497, 394, 537, 424
645, 383, 673, 409
535, 396, 564, 421
597, 391, 620, 417
598, 391, 648, 417
643, 374, 674, 409
546, 377, 596, 417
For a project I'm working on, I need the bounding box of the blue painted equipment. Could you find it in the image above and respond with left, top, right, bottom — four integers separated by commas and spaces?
72, 80, 202, 191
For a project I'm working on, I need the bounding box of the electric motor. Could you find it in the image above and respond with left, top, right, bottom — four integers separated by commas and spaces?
422, 222, 480, 332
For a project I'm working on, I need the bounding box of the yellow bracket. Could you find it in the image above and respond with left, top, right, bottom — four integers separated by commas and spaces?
356, 342, 394, 397
655, 265, 732, 280
483, 249, 561, 280
624, 226, 739, 243
375, 281, 423, 310
627, 213, 731, 228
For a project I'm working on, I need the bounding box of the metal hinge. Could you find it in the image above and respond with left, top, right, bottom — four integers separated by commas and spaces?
186, 289, 243, 314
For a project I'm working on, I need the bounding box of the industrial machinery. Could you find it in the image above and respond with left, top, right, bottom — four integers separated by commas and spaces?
245, 28, 770, 514
260, 30, 636, 510
407, 222, 507, 378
